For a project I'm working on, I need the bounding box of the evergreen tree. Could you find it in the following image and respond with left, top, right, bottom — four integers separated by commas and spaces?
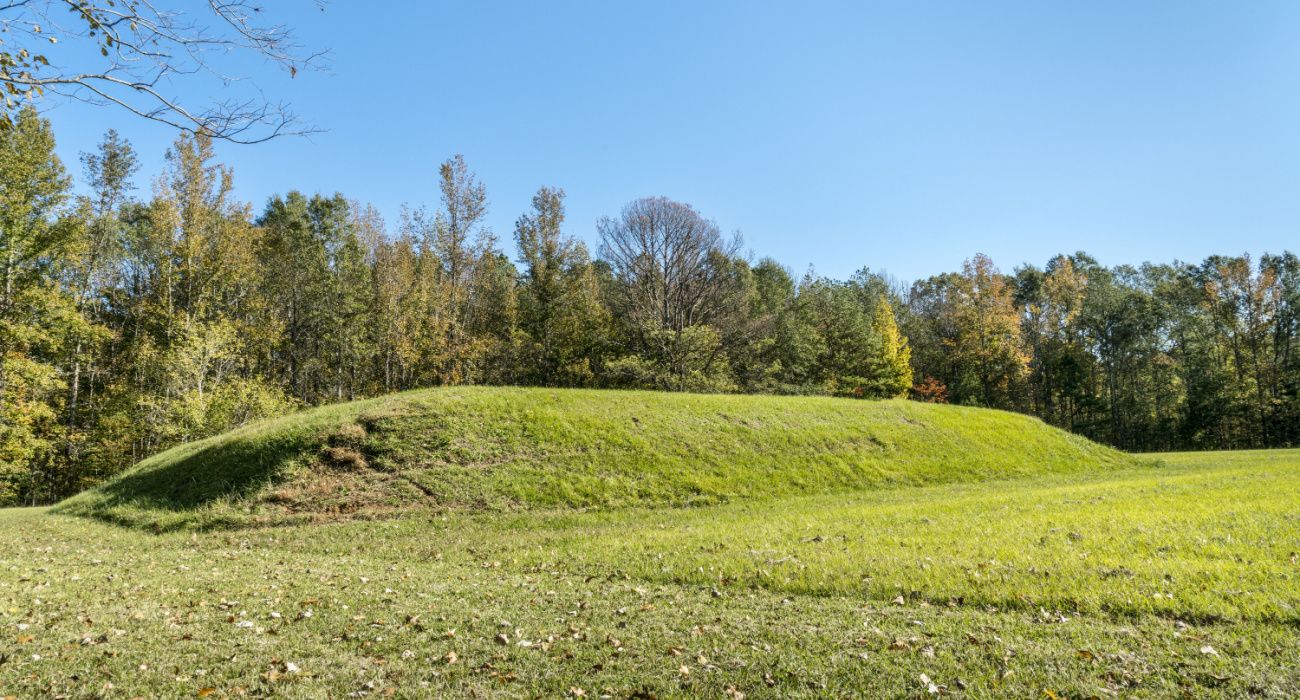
861, 300, 912, 398
514, 187, 607, 385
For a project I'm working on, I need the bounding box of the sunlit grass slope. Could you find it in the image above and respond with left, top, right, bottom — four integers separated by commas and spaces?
54, 387, 1141, 530
8, 450, 1299, 697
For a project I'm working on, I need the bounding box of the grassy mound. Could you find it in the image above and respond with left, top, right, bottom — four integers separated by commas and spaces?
54, 387, 1143, 530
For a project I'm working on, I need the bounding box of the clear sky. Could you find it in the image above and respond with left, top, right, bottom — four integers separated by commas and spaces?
41, 1, 1300, 282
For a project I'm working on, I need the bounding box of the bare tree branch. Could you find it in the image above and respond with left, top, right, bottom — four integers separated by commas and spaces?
0, 0, 326, 142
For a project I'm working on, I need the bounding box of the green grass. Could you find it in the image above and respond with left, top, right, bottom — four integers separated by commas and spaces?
53, 387, 1138, 531
14, 391, 1300, 695
2, 444, 1297, 696
488, 455, 1299, 623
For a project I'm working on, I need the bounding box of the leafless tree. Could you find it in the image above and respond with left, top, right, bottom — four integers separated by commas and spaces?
598, 196, 743, 336
0, 1, 326, 142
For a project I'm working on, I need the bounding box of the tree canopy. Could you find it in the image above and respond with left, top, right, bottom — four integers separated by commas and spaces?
3, 110, 1298, 504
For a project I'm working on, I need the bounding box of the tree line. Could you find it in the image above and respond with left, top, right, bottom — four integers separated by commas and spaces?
2, 109, 1297, 504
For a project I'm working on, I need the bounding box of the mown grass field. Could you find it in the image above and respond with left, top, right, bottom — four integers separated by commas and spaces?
3, 390, 1297, 697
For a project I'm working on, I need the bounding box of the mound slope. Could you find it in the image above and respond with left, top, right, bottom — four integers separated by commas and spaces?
54, 387, 1143, 530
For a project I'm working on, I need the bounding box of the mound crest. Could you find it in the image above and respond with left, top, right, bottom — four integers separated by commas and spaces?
54, 387, 1142, 530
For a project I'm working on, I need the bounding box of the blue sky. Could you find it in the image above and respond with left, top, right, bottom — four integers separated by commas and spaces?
42, 1, 1300, 282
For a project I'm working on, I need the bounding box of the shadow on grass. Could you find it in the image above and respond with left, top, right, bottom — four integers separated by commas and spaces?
52, 428, 317, 532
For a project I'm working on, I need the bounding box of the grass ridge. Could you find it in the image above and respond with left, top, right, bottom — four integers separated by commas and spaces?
54, 387, 1143, 531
